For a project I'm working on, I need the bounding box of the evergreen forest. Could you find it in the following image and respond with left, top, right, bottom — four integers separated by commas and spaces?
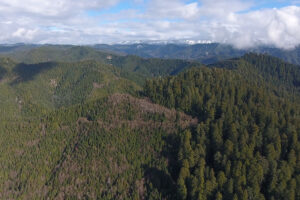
0, 47, 299, 200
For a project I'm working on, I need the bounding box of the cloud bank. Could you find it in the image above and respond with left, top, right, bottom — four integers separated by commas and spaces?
0, 0, 299, 49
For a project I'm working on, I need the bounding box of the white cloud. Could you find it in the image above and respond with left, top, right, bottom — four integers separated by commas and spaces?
146, 0, 200, 20
0, 0, 120, 16
198, 0, 253, 18
0, 0, 299, 49
215, 6, 300, 49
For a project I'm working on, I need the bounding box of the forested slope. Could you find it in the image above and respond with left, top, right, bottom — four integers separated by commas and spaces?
0, 50, 299, 200
0, 57, 140, 120
1, 46, 201, 80
0, 55, 198, 199
0, 93, 196, 199
212, 53, 300, 92
144, 66, 300, 200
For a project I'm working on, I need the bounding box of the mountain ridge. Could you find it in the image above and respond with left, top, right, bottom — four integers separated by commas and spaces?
0, 45, 299, 199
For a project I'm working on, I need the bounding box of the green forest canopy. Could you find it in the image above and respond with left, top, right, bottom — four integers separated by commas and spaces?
0, 51, 298, 199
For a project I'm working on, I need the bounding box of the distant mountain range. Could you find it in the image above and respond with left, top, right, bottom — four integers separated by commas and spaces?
1, 43, 300, 66
93, 43, 300, 65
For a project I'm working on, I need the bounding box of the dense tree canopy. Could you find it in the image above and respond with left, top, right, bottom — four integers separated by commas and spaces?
144, 65, 300, 200
0, 51, 299, 199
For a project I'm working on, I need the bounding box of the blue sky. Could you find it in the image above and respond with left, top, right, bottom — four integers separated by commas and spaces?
0, 0, 299, 48
88, 1, 145, 16
90, 0, 297, 16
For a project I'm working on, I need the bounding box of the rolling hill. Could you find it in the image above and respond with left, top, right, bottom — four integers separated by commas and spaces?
1, 45, 202, 80
144, 64, 300, 200
211, 53, 300, 98
0, 93, 197, 199
0, 46, 299, 200
0, 57, 141, 119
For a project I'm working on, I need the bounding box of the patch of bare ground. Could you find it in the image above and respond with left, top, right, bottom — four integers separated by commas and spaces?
76, 117, 91, 131
26, 139, 40, 147
93, 82, 105, 89
0, 77, 10, 84
100, 93, 197, 132
50, 79, 57, 87
0, 171, 20, 199
40, 123, 46, 136
14, 148, 24, 156
77, 117, 90, 125
136, 178, 145, 200
0, 76, 18, 84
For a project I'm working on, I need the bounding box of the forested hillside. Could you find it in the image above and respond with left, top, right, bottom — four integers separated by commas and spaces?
0, 50, 299, 199
144, 66, 300, 200
212, 53, 300, 97
0, 54, 198, 199
1, 46, 201, 80
0, 93, 197, 199
0, 57, 140, 120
